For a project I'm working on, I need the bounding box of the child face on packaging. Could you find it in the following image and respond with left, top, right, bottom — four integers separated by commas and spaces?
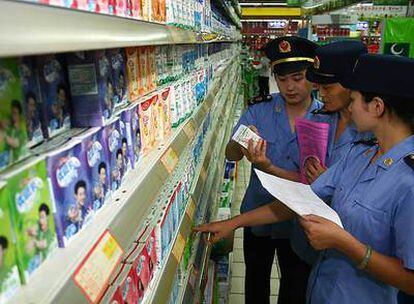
52, 102, 63, 119
117, 152, 123, 168
27, 97, 37, 118
11, 104, 22, 125
99, 167, 107, 184
39, 210, 48, 232
122, 142, 127, 158
75, 186, 87, 206
57, 88, 67, 105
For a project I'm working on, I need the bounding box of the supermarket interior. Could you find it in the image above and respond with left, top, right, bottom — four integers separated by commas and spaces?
0, 0, 414, 303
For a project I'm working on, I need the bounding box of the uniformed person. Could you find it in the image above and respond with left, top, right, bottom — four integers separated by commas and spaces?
196, 54, 414, 303
304, 40, 371, 183
289, 41, 372, 266
224, 36, 328, 304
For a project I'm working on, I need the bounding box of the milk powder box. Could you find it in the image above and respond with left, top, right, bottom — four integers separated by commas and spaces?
137, 47, 149, 96
19, 57, 45, 147
102, 118, 125, 191
0, 58, 29, 170
75, 128, 111, 212
37, 54, 71, 138
138, 96, 156, 155
0, 182, 21, 304
46, 139, 94, 247
4, 157, 58, 282
66, 50, 115, 127
125, 48, 140, 102
117, 113, 134, 173
120, 105, 141, 169
159, 87, 172, 138
107, 48, 129, 110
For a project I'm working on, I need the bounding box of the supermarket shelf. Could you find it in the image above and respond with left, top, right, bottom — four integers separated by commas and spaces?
178, 85, 241, 304
213, 0, 242, 29
8, 57, 238, 304
0, 0, 236, 57
146, 67, 239, 304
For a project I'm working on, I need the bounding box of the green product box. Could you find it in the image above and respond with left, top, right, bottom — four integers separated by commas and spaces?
5, 158, 58, 284
0, 58, 29, 171
0, 183, 20, 304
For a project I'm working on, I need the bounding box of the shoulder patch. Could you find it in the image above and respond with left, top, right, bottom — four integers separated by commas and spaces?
404, 154, 414, 170
248, 94, 272, 106
353, 137, 378, 146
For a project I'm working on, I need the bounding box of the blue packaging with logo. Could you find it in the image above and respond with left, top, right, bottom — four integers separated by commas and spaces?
46, 139, 94, 247
66, 50, 115, 127
37, 54, 71, 138
19, 57, 45, 147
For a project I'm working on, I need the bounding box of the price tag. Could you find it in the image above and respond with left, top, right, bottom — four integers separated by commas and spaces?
184, 122, 196, 140
161, 147, 179, 174
73, 230, 124, 304
185, 197, 196, 220
172, 233, 186, 262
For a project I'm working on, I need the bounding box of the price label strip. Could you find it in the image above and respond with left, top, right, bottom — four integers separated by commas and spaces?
184, 121, 196, 140
172, 233, 186, 263
73, 230, 124, 304
161, 147, 179, 174
185, 197, 196, 220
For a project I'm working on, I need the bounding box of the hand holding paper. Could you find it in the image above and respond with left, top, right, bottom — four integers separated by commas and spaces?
255, 169, 343, 228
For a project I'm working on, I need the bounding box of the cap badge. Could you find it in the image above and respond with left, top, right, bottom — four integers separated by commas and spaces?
384, 158, 394, 166
279, 40, 291, 53
314, 56, 320, 69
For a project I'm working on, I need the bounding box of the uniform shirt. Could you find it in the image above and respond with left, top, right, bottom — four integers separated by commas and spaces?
306, 135, 414, 304
233, 93, 332, 237
291, 114, 373, 264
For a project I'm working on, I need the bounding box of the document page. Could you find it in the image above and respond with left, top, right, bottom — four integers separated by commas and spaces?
255, 169, 343, 227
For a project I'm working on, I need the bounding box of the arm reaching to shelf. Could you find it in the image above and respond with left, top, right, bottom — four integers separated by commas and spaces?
194, 201, 294, 244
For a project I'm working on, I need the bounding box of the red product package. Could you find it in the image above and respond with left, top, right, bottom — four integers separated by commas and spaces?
118, 267, 140, 303
145, 229, 159, 280
133, 247, 151, 292
110, 287, 124, 304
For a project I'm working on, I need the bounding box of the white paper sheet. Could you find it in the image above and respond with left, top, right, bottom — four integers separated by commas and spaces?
255, 169, 343, 228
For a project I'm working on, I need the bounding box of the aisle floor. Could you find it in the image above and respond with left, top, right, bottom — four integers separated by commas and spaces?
228, 159, 280, 304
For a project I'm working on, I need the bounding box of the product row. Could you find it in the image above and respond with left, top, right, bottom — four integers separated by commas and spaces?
16, 0, 239, 36
0, 43, 236, 172
103, 102, 215, 303
0, 54, 236, 304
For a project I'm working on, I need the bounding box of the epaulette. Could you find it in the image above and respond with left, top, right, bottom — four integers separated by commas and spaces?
311, 108, 332, 115
248, 94, 272, 106
353, 137, 378, 146
404, 154, 414, 170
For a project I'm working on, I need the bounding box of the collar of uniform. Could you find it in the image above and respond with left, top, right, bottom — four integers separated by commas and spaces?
307, 97, 325, 118
376, 135, 414, 170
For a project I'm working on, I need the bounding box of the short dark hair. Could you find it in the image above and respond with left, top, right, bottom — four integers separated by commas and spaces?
116, 148, 123, 158
122, 138, 127, 145
11, 99, 23, 114
25, 92, 37, 103
74, 180, 86, 194
39, 203, 50, 216
0, 236, 8, 250
98, 162, 106, 173
360, 92, 414, 132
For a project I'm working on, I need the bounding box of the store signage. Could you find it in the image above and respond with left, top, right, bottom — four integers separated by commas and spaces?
268, 20, 288, 28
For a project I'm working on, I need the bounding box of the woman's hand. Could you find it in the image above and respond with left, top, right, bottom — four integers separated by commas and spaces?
304, 157, 327, 184
193, 219, 237, 244
299, 215, 348, 250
